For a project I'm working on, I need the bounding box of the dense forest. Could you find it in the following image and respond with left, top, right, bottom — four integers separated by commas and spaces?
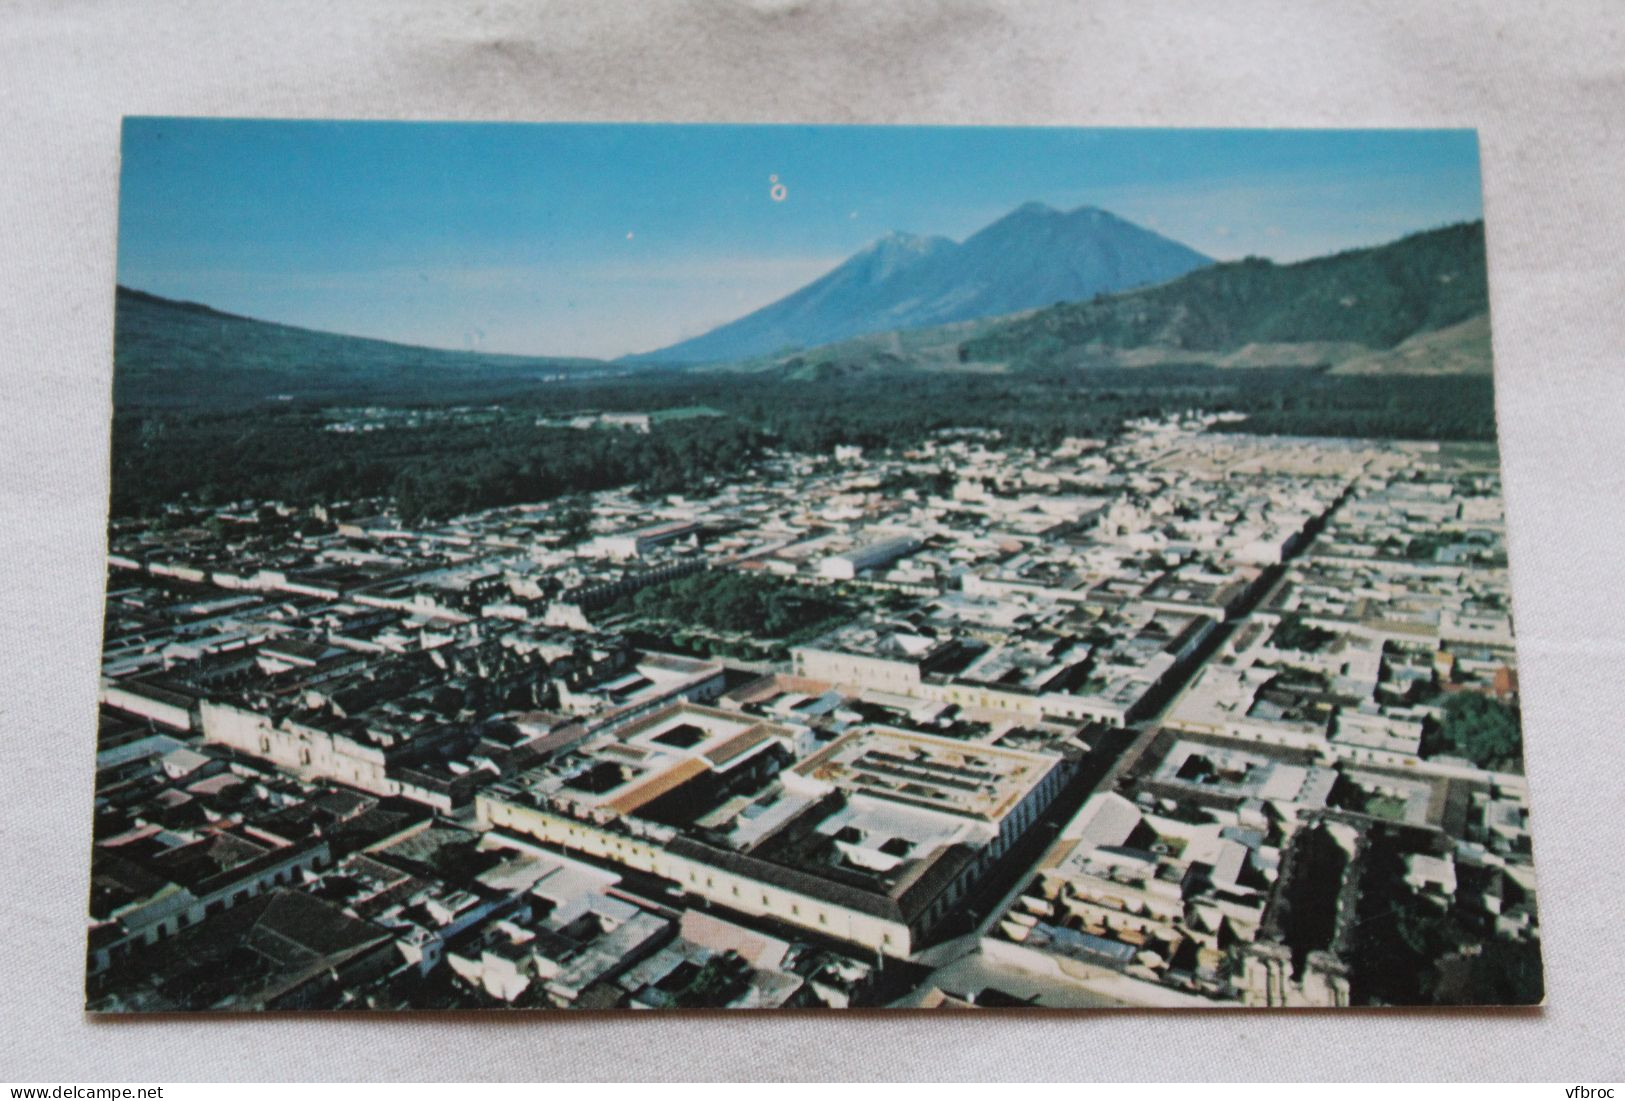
109, 364, 1500, 521
109, 406, 766, 521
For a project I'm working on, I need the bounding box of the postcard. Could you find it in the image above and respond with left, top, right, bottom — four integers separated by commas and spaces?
89, 120, 1540, 1011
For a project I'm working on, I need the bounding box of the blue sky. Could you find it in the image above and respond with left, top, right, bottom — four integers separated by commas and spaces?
118, 120, 1484, 359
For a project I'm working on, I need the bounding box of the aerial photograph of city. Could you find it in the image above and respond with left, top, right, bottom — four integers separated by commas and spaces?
87, 120, 1541, 1012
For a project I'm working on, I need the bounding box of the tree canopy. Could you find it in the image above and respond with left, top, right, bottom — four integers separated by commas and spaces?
1424, 692, 1523, 772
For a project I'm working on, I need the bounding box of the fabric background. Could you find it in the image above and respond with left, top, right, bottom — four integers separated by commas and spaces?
2, 0, 1622, 1082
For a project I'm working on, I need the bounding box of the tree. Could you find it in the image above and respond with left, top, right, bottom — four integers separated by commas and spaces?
1424, 693, 1522, 771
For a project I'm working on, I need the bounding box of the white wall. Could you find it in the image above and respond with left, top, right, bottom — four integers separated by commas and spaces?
477, 795, 914, 956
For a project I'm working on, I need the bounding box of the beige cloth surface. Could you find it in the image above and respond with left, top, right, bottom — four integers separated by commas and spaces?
2, 0, 1622, 1082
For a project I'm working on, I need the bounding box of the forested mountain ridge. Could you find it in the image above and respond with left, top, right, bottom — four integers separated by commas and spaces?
956, 220, 1491, 371
113, 285, 615, 408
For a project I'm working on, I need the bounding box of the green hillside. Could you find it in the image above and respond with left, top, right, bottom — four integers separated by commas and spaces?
113, 286, 615, 408
957, 221, 1490, 370
1329, 314, 1493, 375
